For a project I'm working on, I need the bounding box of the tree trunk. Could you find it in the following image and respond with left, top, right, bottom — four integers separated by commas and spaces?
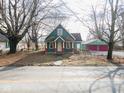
27, 39, 30, 50
122, 40, 124, 50
107, 42, 114, 60
9, 37, 18, 54
35, 40, 39, 51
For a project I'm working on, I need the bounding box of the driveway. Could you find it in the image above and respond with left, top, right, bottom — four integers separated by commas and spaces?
0, 66, 124, 93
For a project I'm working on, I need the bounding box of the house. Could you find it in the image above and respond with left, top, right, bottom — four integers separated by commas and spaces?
0, 34, 9, 52
45, 24, 82, 54
0, 33, 27, 53
83, 39, 108, 51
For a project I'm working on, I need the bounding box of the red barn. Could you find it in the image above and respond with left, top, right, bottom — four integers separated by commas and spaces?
85, 39, 108, 51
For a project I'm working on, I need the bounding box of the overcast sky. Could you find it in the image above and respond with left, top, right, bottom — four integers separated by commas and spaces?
60, 0, 99, 41
61, 0, 124, 41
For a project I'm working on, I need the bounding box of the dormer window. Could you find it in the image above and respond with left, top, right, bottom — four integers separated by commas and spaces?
57, 28, 63, 36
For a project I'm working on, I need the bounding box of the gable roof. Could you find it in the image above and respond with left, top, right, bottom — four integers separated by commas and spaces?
45, 24, 75, 42
71, 33, 82, 41
84, 39, 107, 45
0, 34, 8, 42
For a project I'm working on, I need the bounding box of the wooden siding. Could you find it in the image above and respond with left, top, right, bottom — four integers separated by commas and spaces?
99, 45, 108, 51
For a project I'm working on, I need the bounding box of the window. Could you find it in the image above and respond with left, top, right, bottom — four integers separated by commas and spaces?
49, 42, 54, 49
57, 28, 63, 36
77, 44, 80, 49
65, 42, 71, 49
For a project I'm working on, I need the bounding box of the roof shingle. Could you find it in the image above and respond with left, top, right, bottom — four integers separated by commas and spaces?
71, 33, 82, 41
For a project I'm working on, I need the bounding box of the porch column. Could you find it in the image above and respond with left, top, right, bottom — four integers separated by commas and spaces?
63, 42, 64, 52
45, 42, 47, 53
45, 42, 47, 48
72, 42, 74, 53
63, 42, 64, 48
55, 42, 56, 48
55, 42, 56, 52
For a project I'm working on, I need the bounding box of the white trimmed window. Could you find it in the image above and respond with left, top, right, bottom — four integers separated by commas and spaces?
57, 28, 63, 36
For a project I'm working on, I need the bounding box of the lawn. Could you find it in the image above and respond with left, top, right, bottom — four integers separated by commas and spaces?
0, 51, 123, 66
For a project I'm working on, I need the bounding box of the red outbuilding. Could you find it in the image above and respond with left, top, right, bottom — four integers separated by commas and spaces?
85, 39, 108, 51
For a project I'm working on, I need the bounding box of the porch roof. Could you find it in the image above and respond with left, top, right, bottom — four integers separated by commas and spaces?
54, 36, 65, 42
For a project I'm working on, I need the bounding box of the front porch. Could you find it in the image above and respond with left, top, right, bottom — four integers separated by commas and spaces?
45, 41, 74, 54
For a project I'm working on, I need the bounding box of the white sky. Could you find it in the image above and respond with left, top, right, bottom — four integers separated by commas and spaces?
60, 0, 100, 41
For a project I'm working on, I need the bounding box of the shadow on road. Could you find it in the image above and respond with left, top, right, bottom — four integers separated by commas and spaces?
0, 66, 19, 72
89, 65, 124, 93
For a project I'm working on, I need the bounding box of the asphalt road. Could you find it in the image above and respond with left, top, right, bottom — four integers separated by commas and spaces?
0, 66, 124, 93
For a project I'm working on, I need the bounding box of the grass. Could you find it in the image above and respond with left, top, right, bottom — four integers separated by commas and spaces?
0, 51, 123, 66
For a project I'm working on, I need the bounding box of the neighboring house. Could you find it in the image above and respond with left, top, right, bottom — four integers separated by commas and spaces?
83, 39, 108, 51
45, 24, 82, 54
0, 34, 9, 51
0, 34, 27, 52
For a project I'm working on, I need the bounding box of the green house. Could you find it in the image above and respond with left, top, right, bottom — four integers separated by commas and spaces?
45, 24, 82, 54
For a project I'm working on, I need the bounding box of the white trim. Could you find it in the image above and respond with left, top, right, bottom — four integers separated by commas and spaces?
55, 42, 56, 48
63, 42, 64, 48
54, 36, 65, 42
69, 33, 76, 40
45, 42, 47, 48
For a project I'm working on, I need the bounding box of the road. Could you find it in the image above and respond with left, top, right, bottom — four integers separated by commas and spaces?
0, 66, 124, 93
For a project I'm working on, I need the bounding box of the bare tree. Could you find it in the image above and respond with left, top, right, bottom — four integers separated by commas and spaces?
28, 17, 66, 50
0, 0, 39, 53
24, 34, 31, 50
27, 3, 67, 50
28, 21, 47, 51
86, 0, 124, 60
0, 0, 67, 53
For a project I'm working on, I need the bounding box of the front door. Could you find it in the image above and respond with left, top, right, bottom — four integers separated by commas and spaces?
57, 42, 62, 52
